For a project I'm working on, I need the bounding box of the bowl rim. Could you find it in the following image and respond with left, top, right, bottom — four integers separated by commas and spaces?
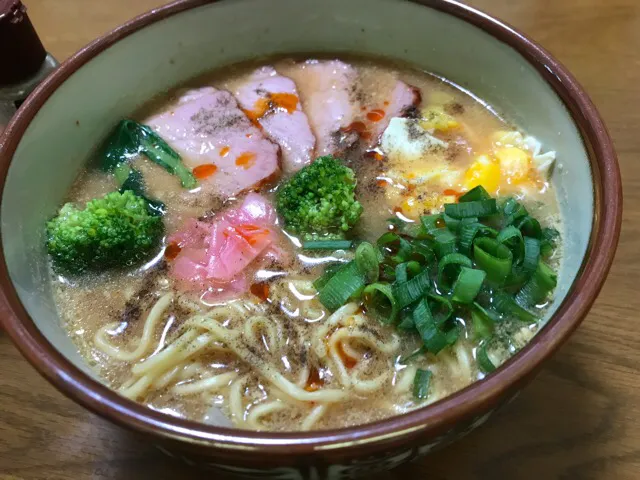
0, 0, 622, 456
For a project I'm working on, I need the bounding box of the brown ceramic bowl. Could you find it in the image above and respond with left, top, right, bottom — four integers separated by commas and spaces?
0, 0, 621, 477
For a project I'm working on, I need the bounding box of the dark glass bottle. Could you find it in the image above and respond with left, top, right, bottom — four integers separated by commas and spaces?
0, 0, 58, 133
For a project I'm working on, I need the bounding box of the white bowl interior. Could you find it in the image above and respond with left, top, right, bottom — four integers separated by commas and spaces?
2, 0, 592, 377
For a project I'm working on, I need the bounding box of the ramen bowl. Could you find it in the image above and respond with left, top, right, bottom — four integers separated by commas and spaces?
0, 0, 621, 477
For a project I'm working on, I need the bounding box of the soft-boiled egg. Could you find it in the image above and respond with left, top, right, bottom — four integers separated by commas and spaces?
463, 146, 534, 193
492, 130, 556, 179
495, 147, 531, 184
379, 117, 461, 218
381, 117, 448, 163
419, 106, 460, 132
463, 154, 501, 193
461, 130, 557, 193
378, 120, 556, 217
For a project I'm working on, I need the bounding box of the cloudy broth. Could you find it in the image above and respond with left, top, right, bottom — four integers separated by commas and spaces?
52, 56, 561, 431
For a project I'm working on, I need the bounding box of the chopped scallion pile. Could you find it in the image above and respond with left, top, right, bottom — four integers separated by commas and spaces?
312, 186, 560, 385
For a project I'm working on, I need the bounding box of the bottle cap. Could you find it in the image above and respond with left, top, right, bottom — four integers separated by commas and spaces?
0, 0, 47, 86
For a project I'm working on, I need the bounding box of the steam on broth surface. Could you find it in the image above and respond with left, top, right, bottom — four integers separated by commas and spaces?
50, 56, 562, 431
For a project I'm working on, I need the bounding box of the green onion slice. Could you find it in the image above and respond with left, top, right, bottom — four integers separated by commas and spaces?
395, 262, 409, 284
427, 294, 453, 324
445, 325, 460, 346
377, 232, 401, 255
407, 261, 422, 278
477, 342, 497, 373
393, 269, 432, 309
473, 237, 513, 285
542, 227, 560, 242
516, 215, 542, 239
380, 263, 396, 282
413, 368, 433, 400
387, 217, 423, 238
413, 298, 449, 354
497, 225, 524, 264
312, 262, 342, 291
432, 228, 457, 258
397, 310, 416, 331
410, 239, 436, 265
318, 261, 365, 311
443, 213, 460, 232
392, 237, 414, 264
458, 221, 497, 256
394, 261, 421, 282
377, 232, 413, 265
540, 240, 554, 258
452, 267, 486, 304
355, 241, 380, 283
515, 261, 557, 307
363, 282, 398, 324
458, 185, 490, 202
437, 253, 473, 291
492, 290, 537, 323
471, 303, 494, 340
302, 240, 354, 250
501, 197, 528, 225
521, 236, 541, 276
444, 199, 497, 219
540, 227, 560, 257
420, 214, 443, 235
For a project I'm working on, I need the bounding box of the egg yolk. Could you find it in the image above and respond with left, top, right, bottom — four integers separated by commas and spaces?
495, 147, 530, 184
492, 130, 523, 148
419, 106, 460, 132
463, 155, 501, 193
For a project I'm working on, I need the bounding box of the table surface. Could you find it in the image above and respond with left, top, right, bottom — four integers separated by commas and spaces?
1, 0, 638, 478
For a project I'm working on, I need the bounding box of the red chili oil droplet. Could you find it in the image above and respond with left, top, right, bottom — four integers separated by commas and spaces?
244, 97, 269, 121
250, 282, 270, 302
305, 367, 325, 392
364, 150, 385, 161
235, 152, 256, 169
219, 146, 230, 157
337, 343, 357, 369
270, 92, 298, 113
366, 109, 385, 122
343, 121, 368, 134
443, 188, 461, 197
193, 163, 218, 179
164, 242, 182, 260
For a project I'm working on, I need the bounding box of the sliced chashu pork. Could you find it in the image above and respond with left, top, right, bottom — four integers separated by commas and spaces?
234, 66, 315, 172
144, 87, 280, 197
285, 60, 359, 156
286, 60, 421, 156
365, 80, 421, 148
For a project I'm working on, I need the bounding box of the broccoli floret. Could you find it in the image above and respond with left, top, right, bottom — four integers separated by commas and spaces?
46, 190, 163, 274
276, 156, 363, 239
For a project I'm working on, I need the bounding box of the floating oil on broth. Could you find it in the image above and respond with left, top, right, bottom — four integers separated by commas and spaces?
51, 55, 562, 431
